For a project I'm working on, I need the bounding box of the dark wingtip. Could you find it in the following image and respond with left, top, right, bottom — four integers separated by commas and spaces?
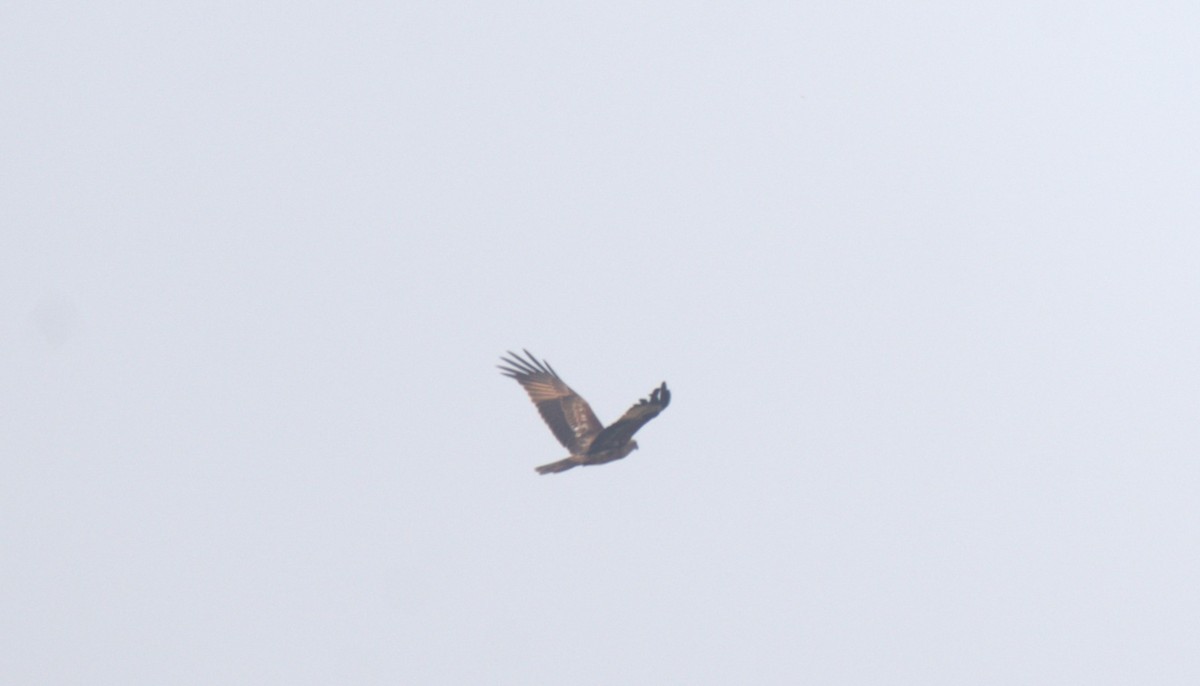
524, 349, 547, 375
499, 349, 559, 380
637, 381, 670, 408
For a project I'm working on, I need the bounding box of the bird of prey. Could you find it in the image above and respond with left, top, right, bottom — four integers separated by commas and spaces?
499, 350, 671, 475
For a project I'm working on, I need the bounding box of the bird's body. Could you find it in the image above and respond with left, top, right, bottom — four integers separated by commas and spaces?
499, 350, 670, 475
531, 442, 638, 475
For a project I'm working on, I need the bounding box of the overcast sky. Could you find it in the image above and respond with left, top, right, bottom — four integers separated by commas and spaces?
4, 2, 1199, 684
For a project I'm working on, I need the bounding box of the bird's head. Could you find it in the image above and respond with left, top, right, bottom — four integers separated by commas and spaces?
630, 440, 640, 451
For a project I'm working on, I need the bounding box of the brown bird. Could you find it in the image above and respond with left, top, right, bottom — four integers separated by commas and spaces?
499, 350, 670, 475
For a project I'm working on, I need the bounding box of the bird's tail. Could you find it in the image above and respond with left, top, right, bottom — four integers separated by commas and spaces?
536, 457, 581, 475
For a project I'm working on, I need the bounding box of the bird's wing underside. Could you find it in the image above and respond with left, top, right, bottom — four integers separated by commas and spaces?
588, 382, 670, 455
499, 350, 604, 454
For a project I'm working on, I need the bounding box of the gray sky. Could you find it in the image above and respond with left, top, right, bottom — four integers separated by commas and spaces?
4, 2, 1198, 683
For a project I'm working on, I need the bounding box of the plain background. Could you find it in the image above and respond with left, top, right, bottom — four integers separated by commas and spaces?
4, 2, 1198, 683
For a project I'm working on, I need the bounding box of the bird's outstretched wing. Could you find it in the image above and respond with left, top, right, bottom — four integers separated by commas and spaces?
587, 382, 670, 455
499, 350, 604, 454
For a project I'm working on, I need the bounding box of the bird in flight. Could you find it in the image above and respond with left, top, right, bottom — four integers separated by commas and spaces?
499, 350, 671, 475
